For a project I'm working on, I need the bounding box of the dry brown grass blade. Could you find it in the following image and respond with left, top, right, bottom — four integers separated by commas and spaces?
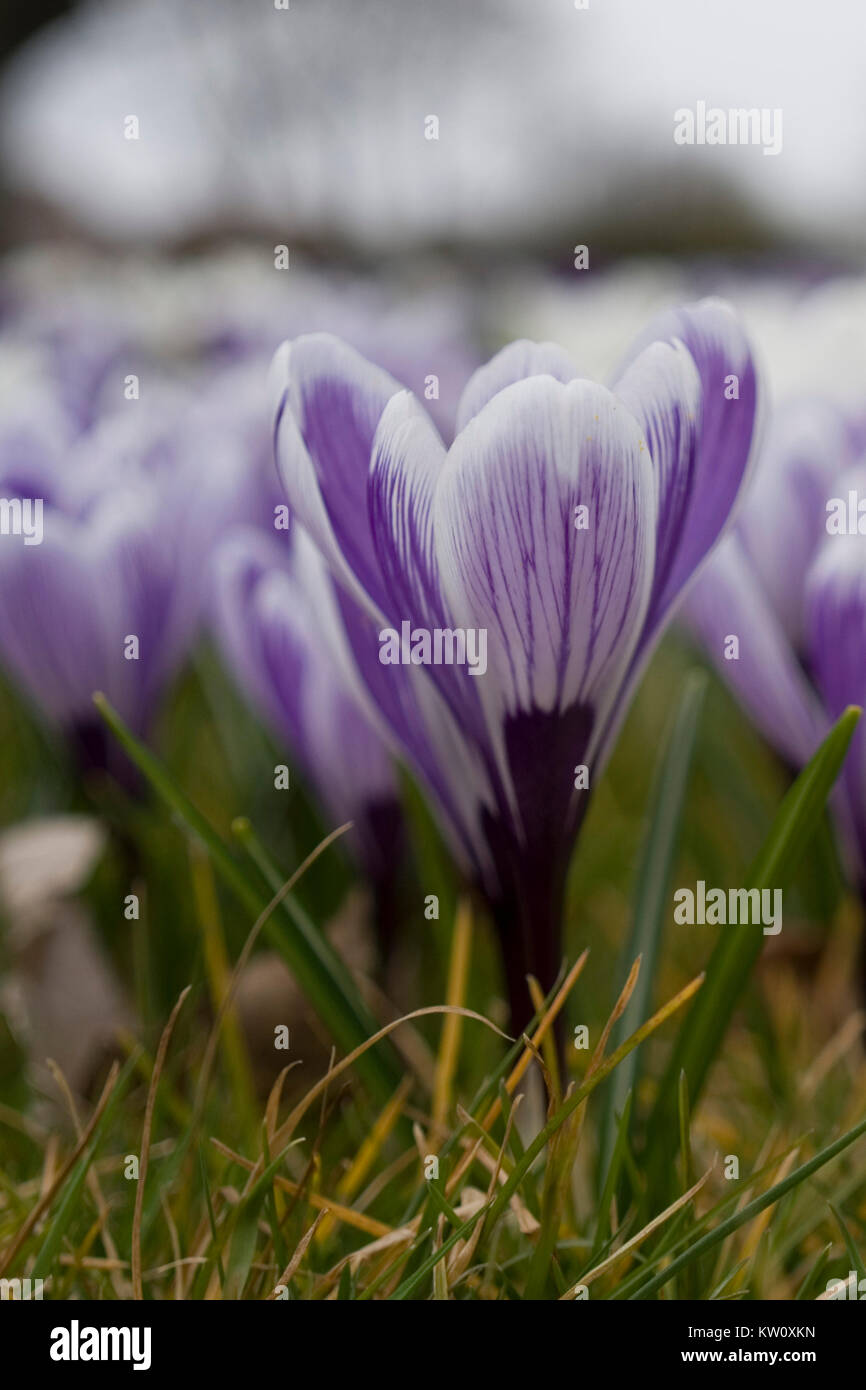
141, 1256, 208, 1285
540, 955, 643, 1234
483, 950, 589, 1130
432, 1213, 449, 1299
319, 1226, 417, 1298
431, 897, 473, 1135
587, 955, 642, 1082
528, 975, 561, 1104
561, 1166, 713, 1296
444, 951, 589, 1201
317, 1077, 411, 1246
326, 1228, 419, 1278
0, 1059, 120, 1278
452, 1102, 538, 1236
264, 1063, 302, 1146
448, 1092, 525, 1286
46, 1058, 128, 1299
57, 1253, 128, 1270
267, 1209, 327, 1297
132, 985, 191, 1300
39, 1132, 59, 1201
801, 1011, 864, 1100
210, 1139, 393, 1238
160, 1190, 184, 1301
265, 1005, 510, 1169
729, 1145, 800, 1292
361, 977, 438, 1089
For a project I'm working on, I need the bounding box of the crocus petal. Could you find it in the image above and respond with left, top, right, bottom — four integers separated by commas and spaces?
806, 531, 866, 724
89, 488, 200, 728
738, 398, 853, 647
212, 529, 307, 751
271, 333, 403, 616
805, 528, 866, 879
617, 297, 760, 636
686, 534, 826, 768
435, 374, 656, 819
455, 339, 580, 432
0, 517, 111, 725
368, 390, 449, 632
329, 581, 496, 880
212, 527, 397, 849
614, 338, 701, 626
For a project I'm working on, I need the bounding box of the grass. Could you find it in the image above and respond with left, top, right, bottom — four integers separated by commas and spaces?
1, 636, 866, 1299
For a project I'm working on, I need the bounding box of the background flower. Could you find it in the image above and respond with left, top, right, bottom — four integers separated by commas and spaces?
686, 400, 866, 890
212, 523, 406, 952
0, 362, 251, 762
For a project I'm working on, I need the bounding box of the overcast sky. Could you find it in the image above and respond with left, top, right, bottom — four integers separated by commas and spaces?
1, 0, 863, 254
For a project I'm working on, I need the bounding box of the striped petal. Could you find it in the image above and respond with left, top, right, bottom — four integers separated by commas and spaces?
271, 333, 404, 617
368, 390, 448, 633
435, 374, 656, 820
616, 297, 759, 639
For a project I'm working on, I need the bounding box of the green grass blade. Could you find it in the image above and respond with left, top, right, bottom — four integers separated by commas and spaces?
593, 1090, 634, 1257
629, 1110, 866, 1299
223, 1138, 304, 1299
795, 1242, 833, 1300
388, 1209, 484, 1301
598, 672, 706, 1179
611, 1133, 812, 1300
678, 1070, 694, 1192
828, 1201, 866, 1282
32, 1054, 138, 1282
646, 705, 861, 1192
482, 972, 704, 1237
93, 692, 403, 1105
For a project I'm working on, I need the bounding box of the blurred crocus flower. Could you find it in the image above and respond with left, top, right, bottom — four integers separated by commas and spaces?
212, 524, 404, 946
270, 301, 759, 1021
687, 397, 866, 885
1, 246, 479, 442
0, 373, 250, 767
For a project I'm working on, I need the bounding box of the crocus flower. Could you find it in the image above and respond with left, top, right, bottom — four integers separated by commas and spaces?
0, 376, 250, 770
212, 524, 400, 867
270, 300, 759, 1023
686, 396, 866, 890
212, 523, 405, 950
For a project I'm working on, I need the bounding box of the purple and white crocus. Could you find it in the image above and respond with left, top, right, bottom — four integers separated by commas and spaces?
687, 395, 866, 891
270, 300, 759, 1023
212, 523, 405, 945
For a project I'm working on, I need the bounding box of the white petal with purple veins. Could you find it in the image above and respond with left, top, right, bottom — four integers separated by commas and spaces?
455, 339, 580, 432
617, 298, 760, 636
369, 390, 448, 632
614, 338, 700, 623
435, 375, 656, 804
